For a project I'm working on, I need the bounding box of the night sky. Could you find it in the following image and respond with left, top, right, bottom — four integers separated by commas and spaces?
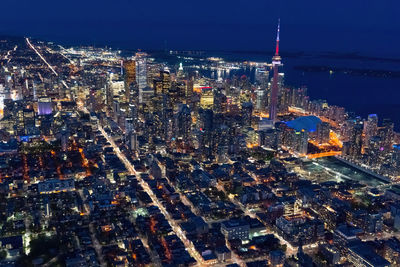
1, 0, 399, 55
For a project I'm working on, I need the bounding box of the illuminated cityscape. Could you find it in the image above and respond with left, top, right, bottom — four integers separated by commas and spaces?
0, 3, 400, 267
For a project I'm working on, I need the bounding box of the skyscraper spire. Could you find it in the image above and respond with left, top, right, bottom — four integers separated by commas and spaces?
275, 18, 280, 56
269, 19, 282, 123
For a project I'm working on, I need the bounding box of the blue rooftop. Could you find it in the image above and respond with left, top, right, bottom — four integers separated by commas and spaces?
285, 116, 322, 132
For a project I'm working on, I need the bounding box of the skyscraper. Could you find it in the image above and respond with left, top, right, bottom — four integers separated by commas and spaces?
124, 60, 136, 102
350, 123, 363, 160
269, 19, 282, 123
379, 118, 394, 154
175, 104, 191, 143
153, 77, 162, 96
135, 52, 147, 104
255, 88, 265, 111
255, 67, 269, 87
363, 114, 378, 147
177, 62, 184, 79
316, 122, 330, 144
124, 60, 136, 86
160, 69, 171, 94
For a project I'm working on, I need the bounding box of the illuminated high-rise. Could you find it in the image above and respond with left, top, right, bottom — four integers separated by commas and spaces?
269, 19, 282, 123
350, 123, 364, 160
135, 52, 147, 104
379, 118, 394, 154
177, 62, 184, 79
153, 79, 163, 95
124, 60, 136, 102
124, 60, 136, 86
200, 88, 214, 109
363, 114, 378, 147
160, 69, 171, 94
255, 67, 269, 87
175, 104, 191, 143
255, 88, 265, 111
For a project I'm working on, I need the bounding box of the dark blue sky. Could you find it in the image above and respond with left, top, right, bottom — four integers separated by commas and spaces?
1, 0, 400, 55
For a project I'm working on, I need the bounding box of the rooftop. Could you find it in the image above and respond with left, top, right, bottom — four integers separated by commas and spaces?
285, 116, 321, 132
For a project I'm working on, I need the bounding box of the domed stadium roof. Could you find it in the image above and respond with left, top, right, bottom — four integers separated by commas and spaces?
285, 116, 321, 132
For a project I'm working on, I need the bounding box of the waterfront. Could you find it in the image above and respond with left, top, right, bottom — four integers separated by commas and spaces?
152, 50, 400, 129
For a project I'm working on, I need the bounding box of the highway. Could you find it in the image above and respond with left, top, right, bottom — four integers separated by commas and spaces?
57, 45, 74, 64
97, 124, 204, 266
26, 38, 58, 76
26, 38, 69, 89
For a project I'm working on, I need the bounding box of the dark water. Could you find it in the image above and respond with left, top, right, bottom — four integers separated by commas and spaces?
283, 54, 400, 127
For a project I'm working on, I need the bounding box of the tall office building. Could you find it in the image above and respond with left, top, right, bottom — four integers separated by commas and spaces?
392, 145, 400, 171
186, 75, 194, 102
200, 108, 214, 155
296, 129, 309, 155
242, 102, 253, 127
363, 114, 378, 147
23, 109, 36, 136
153, 79, 163, 95
379, 118, 394, 154
366, 136, 382, 167
135, 53, 147, 104
177, 62, 184, 79
255, 67, 269, 87
350, 123, 364, 160
160, 69, 171, 94
124, 60, 136, 84
269, 20, 282, 123
200, 88, 214, 109
316, 122, 330, 144
124, 60, 136, 102
255, 88, 265, 111
175, 104, 191, 143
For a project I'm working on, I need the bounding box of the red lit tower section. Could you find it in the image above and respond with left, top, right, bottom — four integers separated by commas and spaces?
269, 19, 282, 123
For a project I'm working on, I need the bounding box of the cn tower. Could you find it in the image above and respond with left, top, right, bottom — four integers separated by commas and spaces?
269, 19, 282, 123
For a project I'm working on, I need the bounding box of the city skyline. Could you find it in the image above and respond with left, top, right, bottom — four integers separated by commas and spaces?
0, 2, 400, 267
